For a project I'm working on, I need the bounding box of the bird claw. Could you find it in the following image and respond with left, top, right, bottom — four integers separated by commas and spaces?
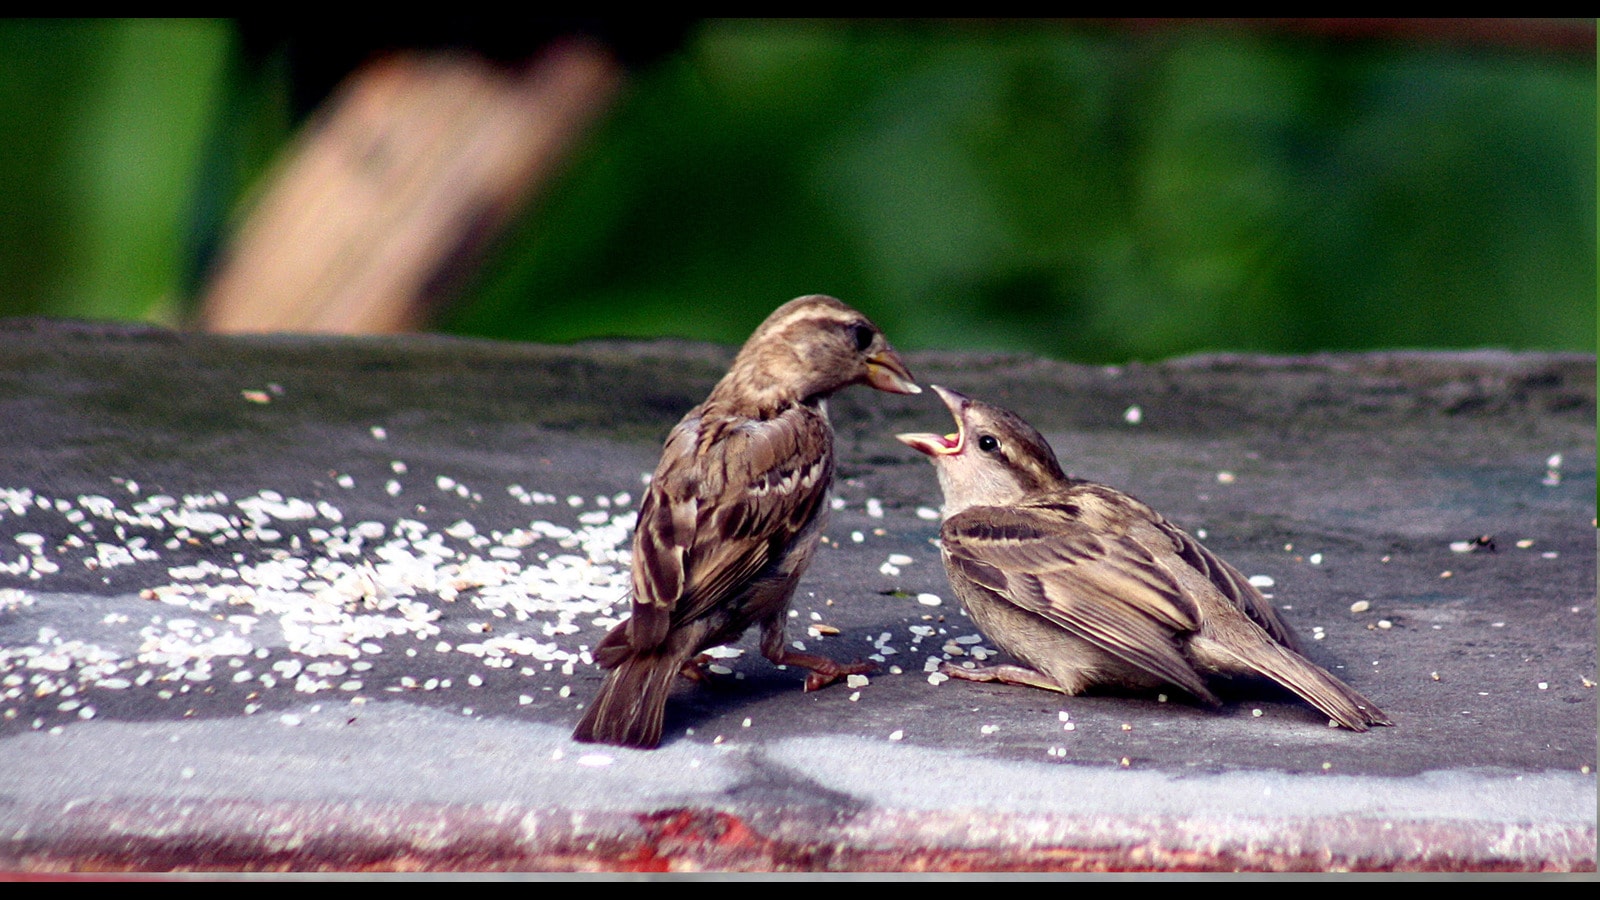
678, 653, 716, 684
938, 661, 1065, 693
784, 654, 876, 692
802, 672, 833, 692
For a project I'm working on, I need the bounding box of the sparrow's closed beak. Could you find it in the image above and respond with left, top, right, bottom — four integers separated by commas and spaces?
865, 348, 921, 395
896, 384, 968, 456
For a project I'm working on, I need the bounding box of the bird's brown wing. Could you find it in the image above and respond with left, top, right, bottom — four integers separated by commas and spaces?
941, 497, 1214, 700
1155, 518, 1301, 651
624, 404, 832, 651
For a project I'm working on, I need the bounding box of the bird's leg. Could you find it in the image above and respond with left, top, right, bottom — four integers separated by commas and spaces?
791, 652, 877, 692
678, 652, 746, 685
678, 653, 716, 683
939, 661, 1066, 693
758, 616, 876, 691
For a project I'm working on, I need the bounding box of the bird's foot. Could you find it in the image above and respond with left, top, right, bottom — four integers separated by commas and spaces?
678, 653, 716, 684
938, 661, 1065, 693
771, 651, 877, 692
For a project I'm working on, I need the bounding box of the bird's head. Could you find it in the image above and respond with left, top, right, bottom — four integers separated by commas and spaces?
720, 295, 919, 409
896, 385, 1067, 518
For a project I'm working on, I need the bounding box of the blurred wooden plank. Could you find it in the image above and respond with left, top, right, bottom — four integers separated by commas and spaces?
200, 40, 620, 334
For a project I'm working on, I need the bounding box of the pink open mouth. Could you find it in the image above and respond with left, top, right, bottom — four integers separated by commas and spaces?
895, 385, 967, 456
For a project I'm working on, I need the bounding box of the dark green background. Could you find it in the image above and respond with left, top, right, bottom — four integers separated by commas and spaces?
1, 19, 1594, 363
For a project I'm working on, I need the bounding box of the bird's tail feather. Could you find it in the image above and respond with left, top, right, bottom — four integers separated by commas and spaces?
1231, 642, 1393, 731
571, 652, 681, 749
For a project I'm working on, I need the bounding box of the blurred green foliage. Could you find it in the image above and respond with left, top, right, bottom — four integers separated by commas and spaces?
0, 19, 230, 325
2, 19, 1594, 362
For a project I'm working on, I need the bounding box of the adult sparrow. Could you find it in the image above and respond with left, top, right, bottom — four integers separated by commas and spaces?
897, 386, 1391, 731
573, 295, 920, 748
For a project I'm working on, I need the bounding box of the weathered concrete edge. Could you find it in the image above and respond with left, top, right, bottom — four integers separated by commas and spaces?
1, 798, 1592, 873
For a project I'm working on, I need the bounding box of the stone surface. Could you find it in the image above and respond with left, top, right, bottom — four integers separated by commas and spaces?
0, 319, 1593, 872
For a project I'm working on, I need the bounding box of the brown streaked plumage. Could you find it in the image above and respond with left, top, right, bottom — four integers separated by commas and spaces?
573, 295, 920, 748
897, 386, 1391, 731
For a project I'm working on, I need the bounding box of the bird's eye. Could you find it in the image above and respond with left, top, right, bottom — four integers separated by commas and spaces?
849, 323, 875, 352
977, 435, 1000, 453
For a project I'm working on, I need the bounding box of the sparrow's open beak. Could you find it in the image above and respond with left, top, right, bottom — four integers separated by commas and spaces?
865, 348, 921, 395
896, 384, 968, 456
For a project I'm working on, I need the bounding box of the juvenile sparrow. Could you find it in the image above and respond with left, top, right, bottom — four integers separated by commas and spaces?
897, 386, 1391, 731
573, 295, 920, 748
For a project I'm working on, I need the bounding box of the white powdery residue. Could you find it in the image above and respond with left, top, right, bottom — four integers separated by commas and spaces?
1541, 453, 1562, 485
238, 557, 310, 592
469, 635, 564, 663
237, 492, 318, 525
294, 672, 331, 693
77, 495, 118, 520
498, 529, 538, 549
135, 625, 254, 673
305, 660, 347, 678
94, 542, 143, 569
163, 508, 235, 535
0, 480, 647, 721
18, 637, 125, 684
354, 521, 386, 540
530, 521, 574, 541
0, 487, 37, 516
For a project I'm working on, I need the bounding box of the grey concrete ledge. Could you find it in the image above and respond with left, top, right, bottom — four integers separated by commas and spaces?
0, 319, 1593, 872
